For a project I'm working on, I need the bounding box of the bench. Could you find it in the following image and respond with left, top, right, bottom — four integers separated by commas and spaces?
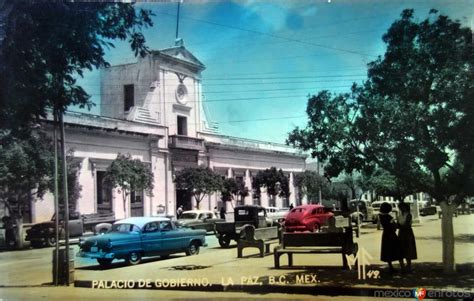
273, 230, 357, 269
237, 225, 280, 258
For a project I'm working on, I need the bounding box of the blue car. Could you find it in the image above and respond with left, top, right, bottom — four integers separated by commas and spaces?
77, 217, 206, 267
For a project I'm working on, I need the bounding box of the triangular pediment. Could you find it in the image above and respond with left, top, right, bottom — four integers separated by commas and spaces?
157, 44, 205, 71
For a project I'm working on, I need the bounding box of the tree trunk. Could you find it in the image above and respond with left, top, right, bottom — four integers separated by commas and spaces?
14, 217, 23, 249
440, 201, 456, 273
122, 190, 127, 218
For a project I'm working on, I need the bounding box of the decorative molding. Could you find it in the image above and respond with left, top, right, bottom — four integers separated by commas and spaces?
175, 72, 187, 83
172, 103, 192, 113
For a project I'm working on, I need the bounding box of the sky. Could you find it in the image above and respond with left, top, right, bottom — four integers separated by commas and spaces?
74, 0, 474, 144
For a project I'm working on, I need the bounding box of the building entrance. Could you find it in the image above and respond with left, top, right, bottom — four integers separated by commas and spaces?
176, 189, 192, 211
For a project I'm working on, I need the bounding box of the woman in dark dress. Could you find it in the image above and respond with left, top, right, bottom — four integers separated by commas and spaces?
379, 202, 403, 273
398, 202, 417, 273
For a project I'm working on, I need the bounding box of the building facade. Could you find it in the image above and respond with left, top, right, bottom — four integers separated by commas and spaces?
31, 41, 307, 223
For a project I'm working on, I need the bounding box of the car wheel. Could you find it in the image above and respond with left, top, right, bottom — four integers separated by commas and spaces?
46, 236, 56, 247
312, 223, 320, 232
127, 251, 142, 265
218, 235, 231, 248
186, 242, 200, 256
97, 258, 113, 267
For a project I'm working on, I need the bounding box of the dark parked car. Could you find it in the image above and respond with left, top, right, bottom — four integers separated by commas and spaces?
283, 204, 334, 232
26, 211, 115, 248
215, 205, 270, 247
77, 217, 206, 267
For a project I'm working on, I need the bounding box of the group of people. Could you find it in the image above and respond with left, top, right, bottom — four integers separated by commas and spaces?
379, 202, 417, 273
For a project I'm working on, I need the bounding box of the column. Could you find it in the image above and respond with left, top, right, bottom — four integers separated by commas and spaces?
244, 169, 253, 205
289, 172, 295, 207
260, 187, 269, 207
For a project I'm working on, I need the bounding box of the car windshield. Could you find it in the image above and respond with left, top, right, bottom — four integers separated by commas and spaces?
179, 213, 197, 219
111, 223, 140, 233
290, 208, 306, 213
349, 201, 366, 209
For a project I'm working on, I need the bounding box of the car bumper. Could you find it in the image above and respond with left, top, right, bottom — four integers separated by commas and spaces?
77, 251, 115, 259
285, 225, 310, 232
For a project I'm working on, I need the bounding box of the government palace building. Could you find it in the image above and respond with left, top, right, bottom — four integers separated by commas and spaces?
29, 39, 308, 223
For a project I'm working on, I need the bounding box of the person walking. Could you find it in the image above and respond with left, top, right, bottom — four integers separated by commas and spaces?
219, 207, 226, 220
398, 202, 417, 273
379, 202, 404, 273
176, 205, 183, 218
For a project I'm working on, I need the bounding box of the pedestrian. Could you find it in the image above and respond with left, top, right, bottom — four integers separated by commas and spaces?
220, 207, 226, 219
213, 206, 219, 217
398, 202, 417, 273
176, 205, 183, 218
2, 216, 16, 248
379, 202, 404, 273
289, 203, 294, 210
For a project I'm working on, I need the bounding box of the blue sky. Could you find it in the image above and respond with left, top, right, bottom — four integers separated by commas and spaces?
74, 0, 473, 144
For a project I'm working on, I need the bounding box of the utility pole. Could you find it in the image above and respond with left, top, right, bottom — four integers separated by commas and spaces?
53, 110, 59, 286
59, 112, 70, 285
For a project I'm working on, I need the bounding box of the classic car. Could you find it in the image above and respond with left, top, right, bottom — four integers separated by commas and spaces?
215, 205, 270, 247
283, 204, 334, 232
77, 217, 206, 267
26, 211, 116, 248
175, 210, 224, 233
265, 206, 290, 225
348, 199, 375, 223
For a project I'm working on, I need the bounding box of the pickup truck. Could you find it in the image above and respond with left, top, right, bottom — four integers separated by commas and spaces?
25, 211, 115, 248
215, 205, 271, 247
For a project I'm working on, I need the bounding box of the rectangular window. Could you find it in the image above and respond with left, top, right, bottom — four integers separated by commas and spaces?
124, 84, 134, 112
96, 171, 112, 213
177, 115, 188, 135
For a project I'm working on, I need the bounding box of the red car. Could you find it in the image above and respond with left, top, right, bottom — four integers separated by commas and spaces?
283, 204, 334, 232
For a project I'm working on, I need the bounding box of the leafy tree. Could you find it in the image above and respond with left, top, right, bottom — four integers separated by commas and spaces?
0, 130, 81, 247
252, 167, 289, 206
0, 2, 153, 130
221, 178, 249, 207
288, 9, 473, 273
105, 154, 154, 217
174, 167, 223, 210
294, 170, 328, 203
366, 168, 418, 203
0, 131, 52, 218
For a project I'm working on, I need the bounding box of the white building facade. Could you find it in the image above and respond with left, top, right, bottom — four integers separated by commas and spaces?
31, 41, 307, 223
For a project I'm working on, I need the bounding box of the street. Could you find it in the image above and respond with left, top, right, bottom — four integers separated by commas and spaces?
1, 214, 473, 300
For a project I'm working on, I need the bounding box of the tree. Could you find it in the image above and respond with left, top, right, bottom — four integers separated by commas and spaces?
252, 167, 290, 206
294, 170, 328, 203
0, 2, 153, 129
174, 167, 223, 210
105, 154, 154, 217
221, 178, 249, 208
366, 168, 418, 203
0, 130, 81, 247
0, 131, 53, 218
288, 9, 473, 273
